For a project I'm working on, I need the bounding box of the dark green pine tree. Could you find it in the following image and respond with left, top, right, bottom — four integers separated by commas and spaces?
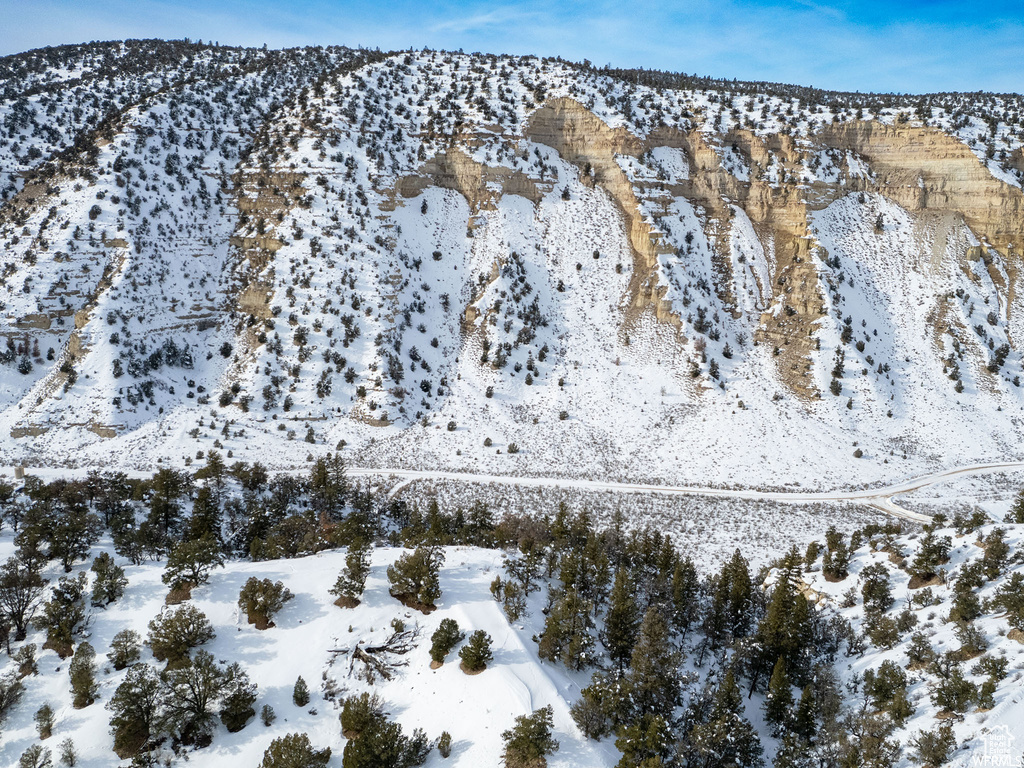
688, 669, 764, 768
502, 705, 560, 768
613, 713, 673, 768
106, 663, 162, 758
429, 618, 465, 665
293, 676, 310, 707
387, 545, 444, 610
219, 662, 258, 732
537, 588, 595, 671
260, 733, 331, 768
792, 685, 817, 741
459, 630, 493, 673
187, 486, 223, 542
602, 569, 640, 671
773, 733, 814, 768
628, 608, 680, 719
670, 557, 700, 638
822, 526, 851, 580
68, 641, 98, 708
699, 577, 731, 665
751, 565, 812, 693
331, 539, 372, 607
763, 657, 793, 736
724, 550, 754, 638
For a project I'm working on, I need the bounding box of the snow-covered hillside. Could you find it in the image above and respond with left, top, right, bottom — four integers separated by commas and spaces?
797, 516, 1024, 767
0, 538, 614, 768
1, 42, 1024, 490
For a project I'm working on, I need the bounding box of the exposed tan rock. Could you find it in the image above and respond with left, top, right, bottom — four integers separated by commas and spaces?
14, 314, 52, 330
238, 281, 275, 320
395, 149, 543, 211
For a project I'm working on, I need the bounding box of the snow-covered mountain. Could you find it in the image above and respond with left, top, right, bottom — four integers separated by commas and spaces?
2, 41, 1024, 487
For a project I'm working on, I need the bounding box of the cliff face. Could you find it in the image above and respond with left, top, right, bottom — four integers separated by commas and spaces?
521, 104, 1024, 398
375, 96, 1024, 402
821, 121, 1024, 345
821, 121, 1024, 254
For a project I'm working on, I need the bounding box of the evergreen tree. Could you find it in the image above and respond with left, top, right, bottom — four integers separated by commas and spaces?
930, 665, 976, 714
822, 526, 851, 580
48, 499, 100, 573
602, 568, 640, 671
459, 629, 493, 673
909, 722, 956, 768
860, 563, 893, 614
979, 527, 1010, 580
331, 538, 371, 607
293, 675, 310, 707
909, 529, 951, 581
219, 662, 258, 732
976, 676, 996, 709
492, 576, 527, 621
35, 572, 88, 658
792, 685, 817, 741
387, 546, 444, 610
834, 710, 900, 768
628, 607, 681, 720
429, 618, 465, 665
764, 657, 793, 735
146, 604, 216, 668
773, 733, 814, 768
863, 660, 914, 725
57, 738, 75, 768
0, 671, 25, 731
670, 556, 700, 638
68, 642, 98, 708
948, 579, 982, 622
572, 670, 632, 740
505, 545, 545, 596
687, 669, 764, 768
906, 631, 937, 669
502, 705, 560, 768
186, 485, 223, 541
0, 557, 45, 640
308, 453, 348, 522
238, 577, 293, 628
614, 713, 673, 768
537, 588, 596, 671
162, 534, 224, 594
107, 629, 141, 670
17, 745, 52, 768
147, 468, 191, 540
438, 731, 452, 758
106, 663, 162, 758
992, 572, 1024, 630
160, 649, 227, 745
90, 553, 128, 607
725, 550, 754, 638
340, 692, 386, 738
260, 733, 331, 768
340, 698, 430, 768
751, 566, 812, 692
35, 703, 54, 739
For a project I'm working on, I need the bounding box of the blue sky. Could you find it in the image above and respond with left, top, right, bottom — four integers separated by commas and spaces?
1, 0, 1021, 93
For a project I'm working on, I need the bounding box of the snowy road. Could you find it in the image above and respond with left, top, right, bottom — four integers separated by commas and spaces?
353, 460, 1024, 523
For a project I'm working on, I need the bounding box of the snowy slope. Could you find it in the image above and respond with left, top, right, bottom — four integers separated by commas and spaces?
1, 44, 1024, 495
0, 534, 615, 768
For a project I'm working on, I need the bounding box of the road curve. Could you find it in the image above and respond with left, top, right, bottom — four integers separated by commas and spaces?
349, 460, 1024, 524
